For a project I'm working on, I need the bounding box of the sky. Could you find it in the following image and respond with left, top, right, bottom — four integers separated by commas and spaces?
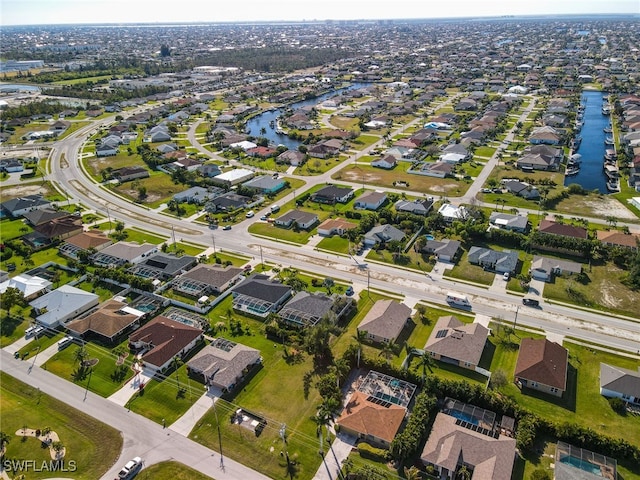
1, 0, 638, 26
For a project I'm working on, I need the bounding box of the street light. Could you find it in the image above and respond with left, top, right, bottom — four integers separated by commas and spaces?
210, 391, 224, 470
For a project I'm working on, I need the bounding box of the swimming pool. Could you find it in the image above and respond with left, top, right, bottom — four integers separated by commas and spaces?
425, 234, 435, 241
447, 410, 479, 425
559, 455, 603, 476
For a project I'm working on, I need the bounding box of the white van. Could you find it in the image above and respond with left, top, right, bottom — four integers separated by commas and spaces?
246, 210, 255, 218
58, 335, 74, 350
446, 292, 471, 308
270, 204, 280, 213
25, 326, 37, 338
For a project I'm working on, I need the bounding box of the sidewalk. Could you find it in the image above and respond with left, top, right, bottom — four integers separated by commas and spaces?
108, 366, 156, 406
169, 387, 222, 436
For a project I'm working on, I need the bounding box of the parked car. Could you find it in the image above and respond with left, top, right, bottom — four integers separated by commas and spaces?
117, 456, 142, 479
57, 335, 74, 350
222, 225, 232, 231
503, 272, 510, 281
245, 210, 255, 218
345, 286, 354, 296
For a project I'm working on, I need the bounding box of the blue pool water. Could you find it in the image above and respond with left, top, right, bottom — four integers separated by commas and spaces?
559, 455, 603, 476
448, 410, 479, 425
425, 234, 435, 241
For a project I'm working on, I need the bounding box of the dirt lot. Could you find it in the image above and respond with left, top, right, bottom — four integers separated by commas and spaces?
1, 183, 51, 200
558, 195, 638, 222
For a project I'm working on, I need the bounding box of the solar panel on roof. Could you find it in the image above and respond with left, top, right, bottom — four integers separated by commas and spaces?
435, 329, 448, 338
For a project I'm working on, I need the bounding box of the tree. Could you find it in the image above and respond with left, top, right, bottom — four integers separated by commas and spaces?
0, 287, 26, 311
0, 430, 10, 452
417, 353, 435, 383
456, 465, 471, 480
160, 44, 171, 57
51, 441, 64, 458
73, 346, 88, 365
352, 329, 367, 368
404, 466, 420, 480
489, 368, 508, 389
379, 341, 395, 364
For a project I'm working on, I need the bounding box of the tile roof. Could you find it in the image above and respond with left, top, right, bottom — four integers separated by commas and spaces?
424, 316, 488, 366
600, 363, 640, 399
66, 300, 142, 339
337, 391, 406, 444
187, 339, 261, 390
358, 300, 411, 342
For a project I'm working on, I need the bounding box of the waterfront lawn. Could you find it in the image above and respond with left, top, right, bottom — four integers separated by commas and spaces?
44, 342, 135, 398
0, 372, 122, 480
138, 461, 214, 480
128, 361, 205, 425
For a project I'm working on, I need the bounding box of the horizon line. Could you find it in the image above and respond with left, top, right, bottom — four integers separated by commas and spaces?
3, 12, 639, 28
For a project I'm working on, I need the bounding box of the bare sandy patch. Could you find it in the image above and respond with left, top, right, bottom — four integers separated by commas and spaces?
2, 184, 49, 198
581, 196, 637, 220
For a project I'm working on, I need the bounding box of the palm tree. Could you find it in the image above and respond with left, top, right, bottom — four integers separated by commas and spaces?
73, 346, 88, 365
311, 411, 330, 455
0, 430, 10, 454
352, 329, 367, 368
457, 465, 471, 480
379, 341, 395, 364
404, 466, 420, 480
418, 353, 435, 383
172, 355, 183, 388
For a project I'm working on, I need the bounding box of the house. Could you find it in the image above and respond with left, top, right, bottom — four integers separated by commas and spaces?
59, 231, 112, 259
424, 316, 489, 370
0, 273, 52, 300
514, 338, 568, 397
394, 198, 434, 216
503, 180, 540, 200
129, 315, 203, 372
421, 408, 516, 480
467, 246, 518, 274
111, 166, 150, 182
437, 203, 468, 223
129, 252, 198, 281
199, 163, 222, 178
276, 149, 306, 166
172, 264, 244, 297
529, 125, 562, 145
96, 143, 118, 157
489, 212, 529, 233
412, 161, 454, 178
274, 210, 318, 230
371, 155, 397, 169
206, 192, 251, 212
421, 238, 461, 262
187, 338, 261, 393
516, 146, 563, 171
247, 146, 277, 158
231, 274, 292, 318
173, 186, 210, 204
311, 186, 354, 204
597, 230, 640, 250
337, 371, 415, 448
316, 218, 357, 237
242, 175, 286, 194
0, 194, 51, 218
337, 391, 406, 448
30, 285, 100, 328
554, 442, 617, 480
22, 208, 70, 227
91, 241, 158, 267
599, 363, 640, 404
354, 191, 387, 211
33, 216, 83, 242
65, 299, 145, 343
0, 158, 24, 173
279, 291, 352, 327
209, 168, 255, 186
363, 224, 405, 246
357, 299, 412, 344
530, 255, 582, 282
538, 219, 588, 239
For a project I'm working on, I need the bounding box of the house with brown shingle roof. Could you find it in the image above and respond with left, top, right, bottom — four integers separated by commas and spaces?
66, 299, 145, 342
514, 338, 568, 397
129, 316, 203, 371
336, 390, 406, 448
597, 230, 640, 250
538, 219, 588, 239
424, 316, 489, 370
59, 231, 112, 259
420, 412, 516, 480
357, 300, 412, 344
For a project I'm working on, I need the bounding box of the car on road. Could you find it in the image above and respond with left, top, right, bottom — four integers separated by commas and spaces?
522, 298, 540, 307
260, 215, 268, 221
222, 225, 232, 230
117, 456, 142, 479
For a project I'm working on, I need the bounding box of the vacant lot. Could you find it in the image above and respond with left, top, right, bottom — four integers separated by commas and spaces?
0, 372, 122, 480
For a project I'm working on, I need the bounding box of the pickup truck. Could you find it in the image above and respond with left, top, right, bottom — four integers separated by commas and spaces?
117, 456, 142, 479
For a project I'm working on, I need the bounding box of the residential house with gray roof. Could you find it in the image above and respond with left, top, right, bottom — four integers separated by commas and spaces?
364, 224, 405, 246
355, 191, 387, 211
357, 299, 412, 344
420, 238, 461, 263
91, 241, 158, 267
311, 185, 354, 204
489, 212, 529, 233
424, 316, 489, 370
0, 194, 51, 218
599, 363, 640, 405
242, 175, 286, 194
172, 264, 244, 297
187, 338, 262, 393
128, 252, 197, 281
231, 274, 292, 318
395, 198, 434, 216
530, 255, 582, 282
274, 210, 318, 230
467, 247, 518, 274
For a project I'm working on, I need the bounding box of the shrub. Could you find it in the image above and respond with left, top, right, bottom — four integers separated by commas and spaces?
358, 442, 389, 462
608, 397, 626, 415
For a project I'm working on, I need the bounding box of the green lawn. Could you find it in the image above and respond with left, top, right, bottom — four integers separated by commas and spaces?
44, 342, 135, 397
0, 310, 31, 348
316, 235, 350, 254
137, 461, 213, 480
0, 372, 123, 480
128, 361, 205, 425
489, 335, 640, 449
17, 329, 65, 358
111, 171, 182, 208
0, 218, 32, 242
443, 249, 496, 286
75, 279, 127, 302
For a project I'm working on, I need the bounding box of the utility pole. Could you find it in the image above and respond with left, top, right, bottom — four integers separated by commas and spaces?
171, 225, 177, 250
367, 269, 370, 297
259, 245, 264, 268
106, 206, 112, 233
211, 232, 216, 255
513, 305, 520, 330
212, 395, 224, 469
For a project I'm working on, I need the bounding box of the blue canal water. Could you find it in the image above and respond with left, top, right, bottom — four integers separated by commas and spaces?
564, 90, 609, 193
243, 82, 370, 150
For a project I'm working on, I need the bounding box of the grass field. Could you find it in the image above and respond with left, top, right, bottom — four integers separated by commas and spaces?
0, 372, 122, 480
0, 218, 32, 242
316, 235, 351, 254
136, 461, 214, 480
44, 341, 135, 397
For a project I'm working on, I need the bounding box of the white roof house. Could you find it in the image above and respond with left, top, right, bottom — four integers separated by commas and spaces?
437, 203, 468, 222
229, 141, 258, 151
30, 285, 99, 327
211, 168, 255, 186
0, 273, 52, 300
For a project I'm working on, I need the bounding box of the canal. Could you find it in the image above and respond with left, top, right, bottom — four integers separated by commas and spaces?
243, 82, 370, 150
564, 90, 610, 193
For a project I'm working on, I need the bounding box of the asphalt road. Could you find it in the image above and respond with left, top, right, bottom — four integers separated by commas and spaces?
0, 349, 272, 480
